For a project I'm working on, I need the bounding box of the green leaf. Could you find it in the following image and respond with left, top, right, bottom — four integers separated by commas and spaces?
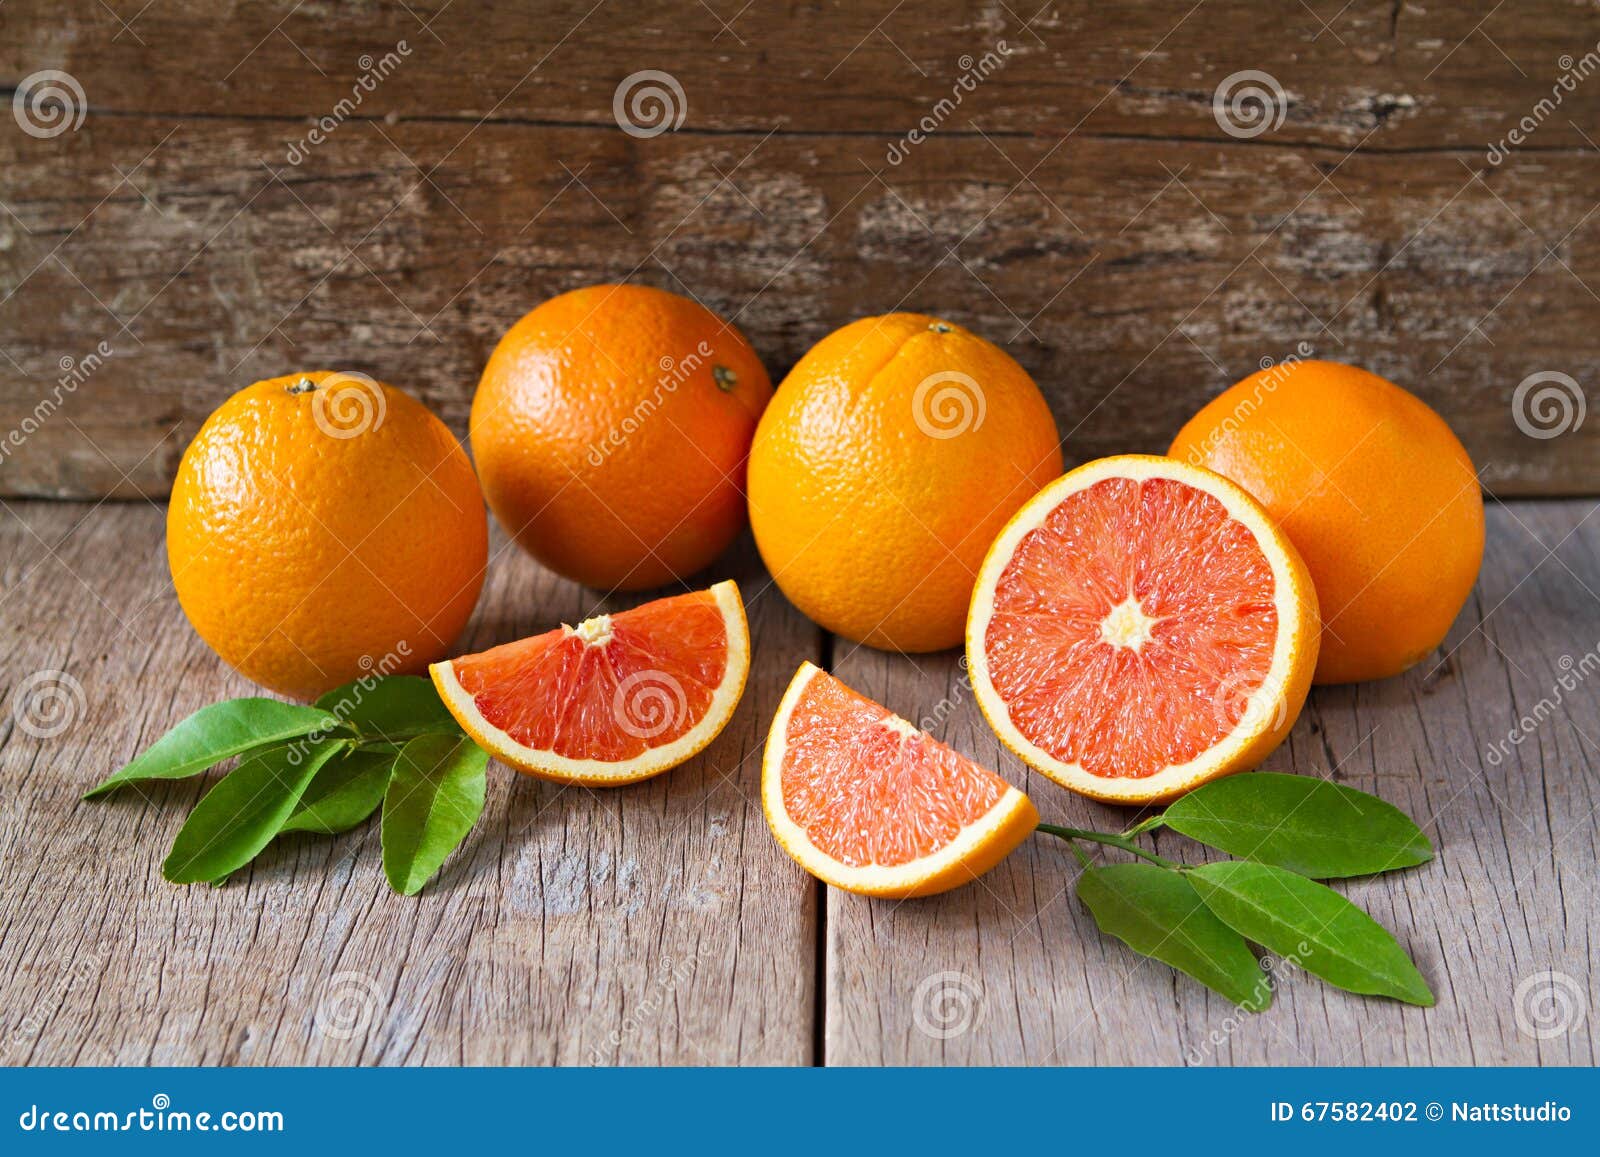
380, 734, 487, 896
1162, 772, 1433, 879
314, 676, 462, 743
280, 744, 400, 835
162, 739, 346, 884
1187, 861, 1434, 1006
1077, 862, 1271, 1011
85, 699, 342, 799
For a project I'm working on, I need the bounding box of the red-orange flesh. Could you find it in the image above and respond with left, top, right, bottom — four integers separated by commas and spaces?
983, 476, 1278, 779
449, 589, 729, 761
780, 670, 1009, 867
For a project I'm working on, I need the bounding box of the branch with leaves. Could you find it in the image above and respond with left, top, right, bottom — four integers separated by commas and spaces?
84, 676, 485, 895
1039, 772, 1436, 1010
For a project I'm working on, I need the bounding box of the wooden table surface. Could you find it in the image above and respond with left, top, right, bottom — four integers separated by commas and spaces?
1, 496, 1596, 1066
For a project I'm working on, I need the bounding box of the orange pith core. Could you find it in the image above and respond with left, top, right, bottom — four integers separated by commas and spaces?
781, 671, 1008, 867
984, 476, 1278, 779
451, 589, 729, 760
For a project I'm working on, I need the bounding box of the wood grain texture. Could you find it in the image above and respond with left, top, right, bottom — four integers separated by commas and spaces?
2, 2, 1599, 498
825, 500, 1600, 1065
0, 502, 820, 1065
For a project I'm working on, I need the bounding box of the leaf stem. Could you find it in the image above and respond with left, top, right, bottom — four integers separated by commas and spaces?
1035, 824, 1179, 869
1122, 814, 1167, 839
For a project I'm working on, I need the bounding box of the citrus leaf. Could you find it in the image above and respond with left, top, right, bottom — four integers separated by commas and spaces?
281, 744, 400, 835
1162, 772, 1433, 878
162, 739, 345, 884
1077, 862, 1271, 1011
315, 675, 462, 744
1187, 861, 1434, 1006
380, 734, 487, 896
85, 699, 342, 799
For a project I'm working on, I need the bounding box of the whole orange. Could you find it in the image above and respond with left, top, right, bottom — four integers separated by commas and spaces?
748, 313, 1063, 652
168, 371, 488, 701
471, 284, 772, 590
1169, 359, 1484, 684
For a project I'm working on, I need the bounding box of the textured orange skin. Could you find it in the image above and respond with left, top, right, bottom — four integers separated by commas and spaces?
1170, 360, 1485, 684
748, 313, 1063, 652
167, 372, 488, 701
471, 284, 772, 590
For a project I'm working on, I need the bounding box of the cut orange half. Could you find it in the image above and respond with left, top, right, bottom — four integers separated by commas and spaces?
431, 580, 749, 786
967, 455, 1319, 804
762, 662, 1038, 898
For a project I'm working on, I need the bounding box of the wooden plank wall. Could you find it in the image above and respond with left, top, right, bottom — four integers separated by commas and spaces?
1, 1, 1598, 498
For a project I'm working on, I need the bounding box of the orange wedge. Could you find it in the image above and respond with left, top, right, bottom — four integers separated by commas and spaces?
761, 662, 1038, 897
431, 580, 749, 786
967, 455, 1319, 805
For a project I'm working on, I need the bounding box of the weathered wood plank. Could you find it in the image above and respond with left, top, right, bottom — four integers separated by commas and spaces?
2, 1, 1593, 150
0, 502, 819, 1065
2, 3, 1598, 498
825, 500, 1600, 1065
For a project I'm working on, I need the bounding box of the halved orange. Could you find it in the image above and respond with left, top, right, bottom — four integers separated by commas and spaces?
762, 662, 1038, 897
967, 455, 1319, 804
431, 580, 749, 786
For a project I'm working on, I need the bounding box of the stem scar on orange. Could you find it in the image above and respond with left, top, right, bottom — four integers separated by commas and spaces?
470, 284, 772, 591
747, 313, 1063, 653
1170, 360, 1485, 684
166, 371, 488, 701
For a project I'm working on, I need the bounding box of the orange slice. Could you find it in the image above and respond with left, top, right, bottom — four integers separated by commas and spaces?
967, 455, 1319, 804
431, 580, 749, 786
762, 662, 1038, 897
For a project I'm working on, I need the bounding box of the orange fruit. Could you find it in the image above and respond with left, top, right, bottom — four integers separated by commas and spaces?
967, 455, 1319, 805
748, 313, 1062, 653
431, 580, 749, 786
762, 662, 1038, 897
471, 284, 772, 590
168, 371, 488, 701
1170, 360, 1484, 683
